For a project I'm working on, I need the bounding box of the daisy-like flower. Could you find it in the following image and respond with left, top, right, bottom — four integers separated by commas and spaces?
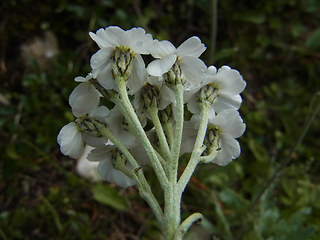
187, 65, 246, 114
89, 26, 153, 93
69, 73, 100, 117
88, 145, 136, 188
204, 109, 246, 165
180, 109, 245, 166
57, 106, 110, 159
147, 37, 207, 88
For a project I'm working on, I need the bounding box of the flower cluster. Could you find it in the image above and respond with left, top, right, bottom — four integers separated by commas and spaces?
57, 26, 246, 189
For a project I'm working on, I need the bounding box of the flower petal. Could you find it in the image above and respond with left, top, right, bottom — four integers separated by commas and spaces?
177, 36, 206, 58
214, 94, 242, 113
90, 48, 113, 73
69, 82, 100, 117
89, 26, 128, 48
89, 106, 110, 122
84, 134, 108, 147
76, 145, 101, 181
97, 154, 135, 188
179, 56, 206, 87
127, 54, 147, 94
57, 122, 84, 158
150, 40, 176, 58
126, 27, 153, 54
147, 54, 177, 76
213, 66, 246, 96
211, 109, 246, 138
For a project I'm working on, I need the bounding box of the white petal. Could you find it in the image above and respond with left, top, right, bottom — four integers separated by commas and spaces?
184, 83, 201, 104
222, 134, 241, 159
98, 158, 135, 188
89, 26, 128, 48
90, 48, 113, 72
69, 82, 100, 117
74, 76, 86, 82
90, 106, 110, 122
96, 61, 116, 90
213, 94, 242, 113
76, 145, 101, 181
214, 66, 246, 96
179, 56, 206, 87
147, 54, 177, 76
88, 146, 111, 162
84, 134, 108, 147
214, 147, 233, 166
212, 109, 246, 138
57, 122, 84, 158
187, 96, 200, 114
159, 85, 175, 109
107, 107, 136, 147
127, 54, 147, 94
148, 75, 163, 87
126, 28, 153, 54
180, 121, 197, 155
177, 36, 206, 58
150, 40, 176, 58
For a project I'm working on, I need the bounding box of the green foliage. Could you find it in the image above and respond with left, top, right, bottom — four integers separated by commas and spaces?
91, 184, 129, 210
1, 0, 320, 239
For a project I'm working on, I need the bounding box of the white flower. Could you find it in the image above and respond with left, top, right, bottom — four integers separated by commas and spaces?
88, 145, 136, 188
57, 106, 110, 158
69, 73, 100, 117
147, 37, 207, 88
180, 109, 245, 166
206, 109, 246, 165
187, 65, 246, 114
133, 75, 176, 112
107, 107, 137, 148
57, 122, 84, 159
76, 145, 101, 181
89, 26, 153, 93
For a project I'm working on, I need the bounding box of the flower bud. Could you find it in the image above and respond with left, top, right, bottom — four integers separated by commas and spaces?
141, 83, 160, 108
112, 46, 135, 80
163, 61, 186, 86
199, 84, 219, 104
111, 148, 127, 170
76, 115, 107, 137
159, 104, 173, 124
202, 127, 222, 156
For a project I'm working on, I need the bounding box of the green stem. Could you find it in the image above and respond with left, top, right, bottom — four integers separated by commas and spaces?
163, 84, 185, 240
171, 84, 184, 182
176, 213, 203, 239
164, 121, 174, 149
148, 106, 171, 161
100, 127, 164, 225
116, 79, 168, 189
178, 103, 210, 194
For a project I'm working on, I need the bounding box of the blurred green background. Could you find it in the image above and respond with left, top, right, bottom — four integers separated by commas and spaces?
1, 0, 320, 239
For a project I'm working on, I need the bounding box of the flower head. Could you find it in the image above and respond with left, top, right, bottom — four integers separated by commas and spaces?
205, 109, 246, 165
147, 37, 207, 88
89, 26, 153, 93
187, 65, 246, 114
57, 106, 110, 158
